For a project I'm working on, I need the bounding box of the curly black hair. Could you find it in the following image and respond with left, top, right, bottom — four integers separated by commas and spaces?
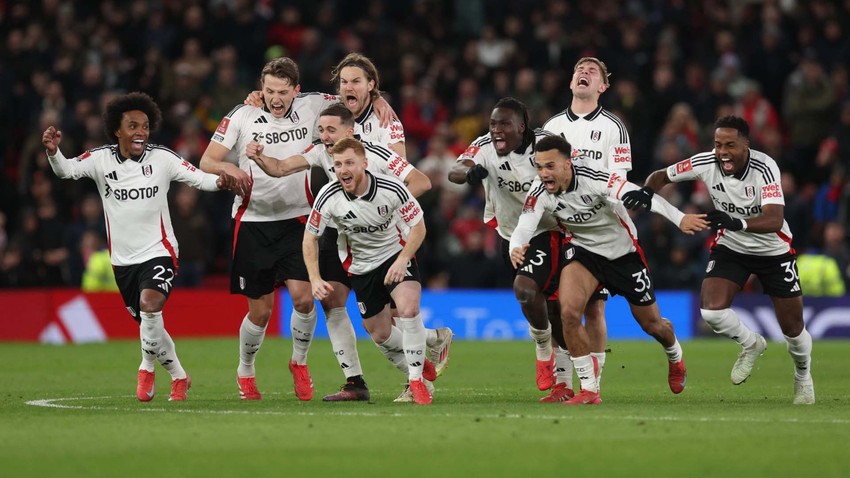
714, 115, 750, 139
535, 134, 573, 158
102, 92, 162, 143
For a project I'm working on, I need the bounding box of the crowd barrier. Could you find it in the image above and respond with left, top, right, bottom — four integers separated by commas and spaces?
1, 289, 848, 343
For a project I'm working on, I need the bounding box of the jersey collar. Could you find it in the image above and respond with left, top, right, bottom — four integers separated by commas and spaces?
355, 102, 374, 125
565, 105, 603, 122
566, 164, 578, 193
715, 149, 752, 180
343, 170, 379, 202
112, 144, 147, 163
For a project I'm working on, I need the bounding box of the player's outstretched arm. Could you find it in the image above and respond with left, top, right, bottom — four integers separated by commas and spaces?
678, 214, 709, 235
200, 141, 251, 196
448, 159, 474, 185
245, 141, 309, 178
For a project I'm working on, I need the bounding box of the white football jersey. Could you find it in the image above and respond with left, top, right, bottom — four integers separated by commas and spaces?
354, 102, 405, 147
543, 105, 632, 173
511, 162, 642, 260
49, 145, 220, 266
211, 92, 338, 222
307, 171, 424, 275
457, 129, 558, 240
667, 149, 793, 256
302, 139, 415, 183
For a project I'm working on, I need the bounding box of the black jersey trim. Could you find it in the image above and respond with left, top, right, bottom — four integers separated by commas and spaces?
314, 182, 344, 211
375, 176, 410, 203
600, 110, 628, 143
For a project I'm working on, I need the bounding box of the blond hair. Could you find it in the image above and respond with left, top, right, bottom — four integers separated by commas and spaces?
574, 57, 610, 86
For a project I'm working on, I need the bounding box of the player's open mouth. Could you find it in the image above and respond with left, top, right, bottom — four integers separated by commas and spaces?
542, 178, 556, 190
270, 103, 285, 115
131, 139, 145, 152
720, 157, 734, 173
578, 77, 590, 87
493, 137, 506, 150
341, 176, 353, 185
346, 95, 358, 108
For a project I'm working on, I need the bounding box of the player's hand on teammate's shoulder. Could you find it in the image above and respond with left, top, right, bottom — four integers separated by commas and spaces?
245, 141, 264, 160
372, 95, 398, 127
42, 126, 61, 155
679, 214, 709, 235
244, 91, 263, 107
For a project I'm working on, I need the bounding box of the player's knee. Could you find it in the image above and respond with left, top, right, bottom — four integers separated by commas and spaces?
560, 306, 582, 327
394, 304, 419, 318
513, 280, 539, 306
138, 296, 163, 313
290, 296, 315, 314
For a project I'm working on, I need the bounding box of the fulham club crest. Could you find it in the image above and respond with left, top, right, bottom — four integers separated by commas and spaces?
142, 165, 153, 177
364, 122, 372, 134
565, 247, 575, 260
377, 205, 389, 216
290, 111, 299, 123
590, 130, 602, 143
580, 194, 593, 205
745, 186, 755, 198
706, 260, 715, 273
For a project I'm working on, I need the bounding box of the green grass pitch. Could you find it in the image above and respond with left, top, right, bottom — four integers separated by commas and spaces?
1, 338, 848, 477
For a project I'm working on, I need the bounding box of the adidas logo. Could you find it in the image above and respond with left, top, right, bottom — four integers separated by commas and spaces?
554, 202, 567, 212
343, 210, 357, 220
253, 116, 269, 124
790, 282, 801, 293
521, 264, 533, 273
105, 171, 118, 180
499, 162, 512, 171
641, 292, 652, 302
712, 183, 726, 192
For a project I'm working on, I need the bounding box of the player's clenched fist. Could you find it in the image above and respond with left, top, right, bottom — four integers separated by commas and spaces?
42, 126, 62, 155
245, 141, 264, 160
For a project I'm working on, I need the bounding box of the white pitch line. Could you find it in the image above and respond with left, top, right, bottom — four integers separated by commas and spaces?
24, 396, 850, 425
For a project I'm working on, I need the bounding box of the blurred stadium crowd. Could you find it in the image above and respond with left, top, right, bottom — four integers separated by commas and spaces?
2, 0, 850, 294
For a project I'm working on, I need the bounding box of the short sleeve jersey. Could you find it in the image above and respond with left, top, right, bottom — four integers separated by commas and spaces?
307, 171, 423, 274
55, 144, 220, 266
543, 105, 632, 173
354, 102, 405, 147
667, 148, 793, 256
516, 162, 640, 260
302, 139, 415, 183
457, 129, 558, 240
211, 92, 338, 222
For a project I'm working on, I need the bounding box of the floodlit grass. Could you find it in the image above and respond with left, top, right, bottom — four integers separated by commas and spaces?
1, 338, 848, 477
